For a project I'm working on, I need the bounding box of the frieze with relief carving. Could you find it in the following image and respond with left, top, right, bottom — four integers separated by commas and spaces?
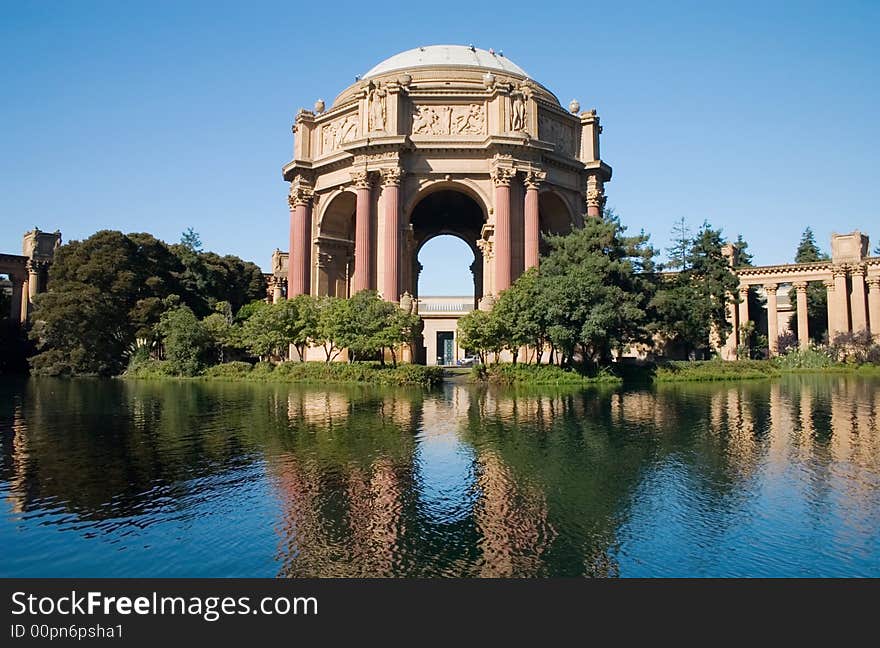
538, 112, 577, 157
411, 104, 486, 136
321, 112, 360, 154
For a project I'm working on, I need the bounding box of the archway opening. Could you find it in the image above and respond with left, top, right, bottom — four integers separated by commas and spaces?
408, 189, 485, 305
538, 191, 573, 256
408, 188, 485, 366
316, 192, 356, 297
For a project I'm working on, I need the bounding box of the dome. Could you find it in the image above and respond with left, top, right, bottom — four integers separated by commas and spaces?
363, 45, 529, 79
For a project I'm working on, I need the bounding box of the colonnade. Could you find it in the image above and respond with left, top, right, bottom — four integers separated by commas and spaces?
285, 167, 598, 302
731, 253, 880, 357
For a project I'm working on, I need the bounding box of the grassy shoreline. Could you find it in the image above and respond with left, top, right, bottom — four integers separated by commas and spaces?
469, 359, 880, 386
124, 360, 445, 388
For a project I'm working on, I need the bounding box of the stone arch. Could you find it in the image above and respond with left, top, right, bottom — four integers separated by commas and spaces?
404, 183, 488, 305
315, 190, 357, 297
403, 178, 490, 223
538, 189, 575, 256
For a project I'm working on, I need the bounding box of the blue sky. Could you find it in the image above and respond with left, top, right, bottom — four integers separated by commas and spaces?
2, 1, 877, 295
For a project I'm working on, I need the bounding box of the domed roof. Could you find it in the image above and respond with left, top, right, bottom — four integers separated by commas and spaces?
363, 45, 529, 79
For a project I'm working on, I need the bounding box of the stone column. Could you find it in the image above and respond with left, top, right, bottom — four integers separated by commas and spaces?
793, 282, 809, 349
523, 171, 543, 271
831, 267, 850, 337
272, 279, 283, 304
380, 168, 402, 301
824, 279, 837, 338
849, 265, 868, 332
867, 277, 880, 338
352, 171, 373, 293
27, 261, 39, 300
586, 174, 605, 218
738, 285, 750, 346
288, 183, 313, 297
19, 276, 29, 323
765, 283, 779, 356
10, 274, 23, 323
491, 167, 514, 292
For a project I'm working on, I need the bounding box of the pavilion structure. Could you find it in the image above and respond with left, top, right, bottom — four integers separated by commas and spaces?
272, 44, 611, 362
1, 228, 60, 324
722, 231, 880, 359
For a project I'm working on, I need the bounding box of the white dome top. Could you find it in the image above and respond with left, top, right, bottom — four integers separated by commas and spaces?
363, 45, 529, 79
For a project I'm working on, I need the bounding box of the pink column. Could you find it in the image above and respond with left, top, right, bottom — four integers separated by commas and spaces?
524, 172, 541, 270
492, 168, 513, 292
794, 282, 809, 349
381, 168, 402, 301
765, 283, 779, 356
353, 172, 372, 293
867, 278, 880, 338
288, 186, 312, 296
586, 174, 605, 218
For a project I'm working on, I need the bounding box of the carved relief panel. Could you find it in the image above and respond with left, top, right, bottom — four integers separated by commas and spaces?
411, 103, 486, 136
538, 112, 578, 158
320, 111, 361, 155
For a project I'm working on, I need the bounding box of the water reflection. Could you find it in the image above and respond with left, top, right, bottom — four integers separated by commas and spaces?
0, 376, 878, 577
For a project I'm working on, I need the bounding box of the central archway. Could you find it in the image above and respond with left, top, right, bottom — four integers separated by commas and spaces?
406, 186, 487, 366
407, 188, 486, 307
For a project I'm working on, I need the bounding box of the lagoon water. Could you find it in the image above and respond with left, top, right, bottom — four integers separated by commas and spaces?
1, 376, 878, 577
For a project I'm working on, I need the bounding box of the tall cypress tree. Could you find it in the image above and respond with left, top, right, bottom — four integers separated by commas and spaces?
791, 227, 829, 343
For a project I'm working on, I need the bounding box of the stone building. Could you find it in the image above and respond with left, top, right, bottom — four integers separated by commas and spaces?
724, 231, 880, 359
272, 44, 611, 363
1, 228, 60, 324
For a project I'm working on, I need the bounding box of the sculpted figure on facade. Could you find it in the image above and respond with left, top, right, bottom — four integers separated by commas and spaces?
510, 88, 528, 132
367, 81, 387, 132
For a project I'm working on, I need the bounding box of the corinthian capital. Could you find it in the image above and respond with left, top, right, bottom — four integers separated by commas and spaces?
288, 184, 314, 208
524, 170, 546, 190
490, 166, 515, 187
350, 170, 372, 189
380, 167, 403, 187
586, 175, 606, 209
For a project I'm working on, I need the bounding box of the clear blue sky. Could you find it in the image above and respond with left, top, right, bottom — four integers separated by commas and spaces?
2, 1, 877, 295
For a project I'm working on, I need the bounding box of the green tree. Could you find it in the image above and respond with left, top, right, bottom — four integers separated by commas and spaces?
373, 304, 421, 366
456, 308, 503, 365
665, 217, 692, 270
732, 234, 753, 267
654, 223, 738, 358
492, 268, 547, 364
538, 215, 657, 365
795, 227, 827, 263
158, 305, 210, 376
202, 301, 237, 363
314, 296, 351, 362
240, 301, 286, 360
791, 227, 829, 343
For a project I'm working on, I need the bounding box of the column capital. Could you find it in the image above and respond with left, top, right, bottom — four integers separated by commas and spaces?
792, 281, 808, 292
849, 263, 867, 278
867, 276, 880, 290
764, 283, 778, 294
490, 167, 515, 187
350, 170, 374, 189
738, 285, 750, 297
380, 167, 403, 187
288, 186, 314, 208
831, 266, 848, 279
523, 170, 546, 190
823, 279, 835, 290
586, 174, 606, 210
